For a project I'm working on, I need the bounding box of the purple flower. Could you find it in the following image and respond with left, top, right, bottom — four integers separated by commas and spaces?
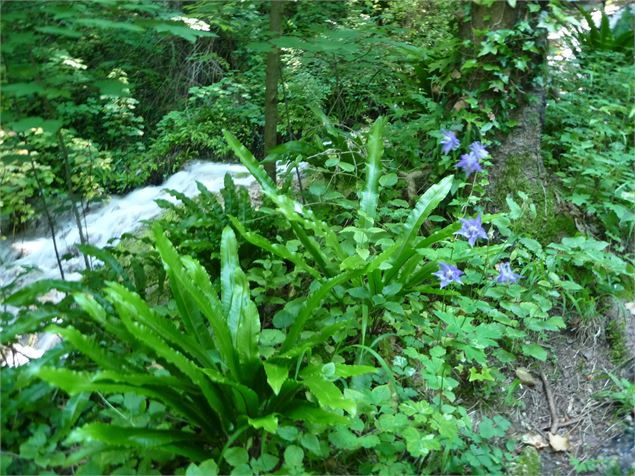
440, 130, 460, 154
456, 152, 483, 176
496, 262, 523, 284
433, 262, 464, 288
455, 213, 488, 247
469, 141, 489, 160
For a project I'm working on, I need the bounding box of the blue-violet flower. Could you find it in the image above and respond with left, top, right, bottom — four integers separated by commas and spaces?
456, 152, 483, 176
433, 262, 464, 288
469, 141, 489, 160
455, 213, 488, 247
496, 262, 522, 284
440, 130, 460, 154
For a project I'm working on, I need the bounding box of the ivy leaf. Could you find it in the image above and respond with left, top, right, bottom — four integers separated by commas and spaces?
263, 361, 288, 395
328, 427, 359, 450
478, 42, 498, 57
186, 459, 219, 476
247, 414, 278, 433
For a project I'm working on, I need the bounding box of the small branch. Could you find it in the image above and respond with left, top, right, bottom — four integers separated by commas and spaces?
540, 371, 559, 434
24, 139, 65, 280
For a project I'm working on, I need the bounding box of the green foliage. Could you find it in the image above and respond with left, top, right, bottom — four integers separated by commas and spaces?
153, 173, 265, 270
0, 0, 217, 231
147, 78, 263, 170
0, 127, 112, 229
596, 373, 635, 417
221, 120, 567, 473
30, 226, 374, 471
573, 7, 634, 58
0, 350, 96, 475
544, 50, 635, 249
2, 2, 632, 475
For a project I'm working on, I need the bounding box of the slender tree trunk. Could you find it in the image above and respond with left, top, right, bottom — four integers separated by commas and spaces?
26, 151, 65, 280
57, 131, 91, 270
263, 0, 284, 181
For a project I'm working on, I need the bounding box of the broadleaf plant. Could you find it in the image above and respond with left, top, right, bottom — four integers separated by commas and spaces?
34, 225, 375, 469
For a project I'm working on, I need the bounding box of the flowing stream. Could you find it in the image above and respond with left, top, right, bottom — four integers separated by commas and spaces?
1, 161, 254, 288
1, 161, 255, 364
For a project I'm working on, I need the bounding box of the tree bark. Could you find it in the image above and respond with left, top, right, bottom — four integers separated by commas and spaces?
263, 0, 284, 182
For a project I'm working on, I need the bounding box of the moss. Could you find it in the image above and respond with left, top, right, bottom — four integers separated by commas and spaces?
606, 318, 628, 365
509, 446, 541, 476
492, 153, 576, 244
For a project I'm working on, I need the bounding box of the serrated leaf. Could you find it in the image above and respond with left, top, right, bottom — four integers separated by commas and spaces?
186, 459, 219, 476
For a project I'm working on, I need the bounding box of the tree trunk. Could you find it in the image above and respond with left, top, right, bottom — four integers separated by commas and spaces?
263, 0, 284, 182
460, 2, 566, 241
57, 131, 91, 270
25, 150, 65, 280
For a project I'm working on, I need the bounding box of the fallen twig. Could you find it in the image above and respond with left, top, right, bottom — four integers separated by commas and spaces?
541, 416, 584, 431
541, 371, 559, 434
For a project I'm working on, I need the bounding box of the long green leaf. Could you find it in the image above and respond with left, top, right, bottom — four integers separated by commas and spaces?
153, 225, 216, 352
4, 279, 81, 306
73, 292, 133, 344
201, 368, 259, 416
220, 226, 239, 316
282, 269, 361, 352
358, 117, 385, 229
77, 244, 132, 288
105, 283, 214, 368
66, 423, 208, 461
221, 226, 260, 368
1, 308, 58, 344
153, 226, 237, 377
107, 291, 231, 430
48, 325, 129, 372
37, 367, 213, 435
385, 175, 453, 282
223, 130, 343, 271
230, 217, 321, 278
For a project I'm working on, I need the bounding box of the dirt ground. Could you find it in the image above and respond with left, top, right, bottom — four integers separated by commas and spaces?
506, 308, 635, 475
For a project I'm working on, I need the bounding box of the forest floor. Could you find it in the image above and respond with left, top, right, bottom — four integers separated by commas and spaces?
506, 303, 635, 475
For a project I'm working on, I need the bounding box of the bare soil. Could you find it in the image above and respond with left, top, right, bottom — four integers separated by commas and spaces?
506, 314, 635, 475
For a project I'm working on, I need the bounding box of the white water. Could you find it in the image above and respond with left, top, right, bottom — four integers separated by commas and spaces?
0, 161, 255, 289
1, 161, 256, 366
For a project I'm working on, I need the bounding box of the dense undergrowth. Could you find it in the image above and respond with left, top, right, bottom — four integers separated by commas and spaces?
1, 1, 634, 475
